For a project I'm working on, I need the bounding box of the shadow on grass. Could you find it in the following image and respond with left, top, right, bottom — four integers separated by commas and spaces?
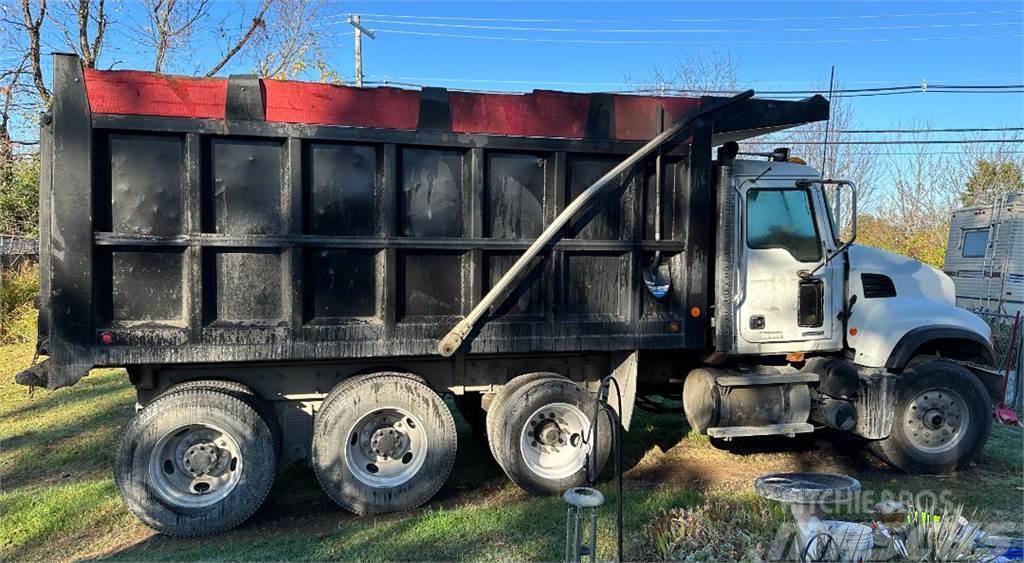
1, 373, 134, 490
1, 370, 130, 420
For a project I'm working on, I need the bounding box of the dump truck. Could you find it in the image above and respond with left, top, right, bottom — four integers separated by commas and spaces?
17, 55, 999, 536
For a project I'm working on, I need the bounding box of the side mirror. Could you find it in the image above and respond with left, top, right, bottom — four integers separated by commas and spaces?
798, 179, 858, 275
824, 179, 857, 257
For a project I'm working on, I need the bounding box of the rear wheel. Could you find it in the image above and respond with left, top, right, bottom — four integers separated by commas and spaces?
870, 360, 992, 474
312, 373, 457, 514
115, 388, 277, 536
490, 377, 610, 495
486, 372, 567, 451
164, 378, 281, 455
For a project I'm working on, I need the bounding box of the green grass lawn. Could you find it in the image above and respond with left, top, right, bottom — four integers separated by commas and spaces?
2, 338, 1022, 561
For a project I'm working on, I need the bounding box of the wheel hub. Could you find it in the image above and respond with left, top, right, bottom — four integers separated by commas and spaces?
923, 409, 945, 429
369, 427, 408, 458
346, 407, 428, 488
520, 402, 591, 480
149, 424, 243, 509
183, 442, 220, 476
903, 387, 969, 454
536, 419, 563, 446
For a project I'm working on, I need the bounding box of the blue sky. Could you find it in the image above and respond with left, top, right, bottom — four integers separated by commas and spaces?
318, 1, 1024, 130
15, 0, 1022, 167
27, 0, 1023, 131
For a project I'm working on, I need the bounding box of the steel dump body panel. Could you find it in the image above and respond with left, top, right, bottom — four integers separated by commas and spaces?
37, 56, 829, 387
89, 125, 693, 360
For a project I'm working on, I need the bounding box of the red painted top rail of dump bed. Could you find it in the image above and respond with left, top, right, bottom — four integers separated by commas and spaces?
82, 68, 702, 141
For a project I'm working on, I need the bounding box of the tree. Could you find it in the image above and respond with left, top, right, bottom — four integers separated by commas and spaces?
47, 0, 108, 68
961, 159, 1023, 207
0, 154, 40, 237
625, 49, 739, 96
142, 0, 211, 73
253, 0, 331, 80
858, 124, 960, 268
18, 0, 50, 104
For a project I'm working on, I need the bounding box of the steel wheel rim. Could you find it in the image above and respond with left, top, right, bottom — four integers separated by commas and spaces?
344, 407, 428, 488
519, 402, 591, 480
148, 423, 243, 509
903, 387, 970, 454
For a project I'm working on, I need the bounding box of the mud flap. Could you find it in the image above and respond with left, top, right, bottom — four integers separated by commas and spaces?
852, 372, 897, 439
608, 351, 639, 431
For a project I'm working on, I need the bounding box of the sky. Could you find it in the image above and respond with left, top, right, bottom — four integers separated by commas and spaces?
70, 0, 1023, 133
13, 0, 1024, 172
319, 0, 1024, 131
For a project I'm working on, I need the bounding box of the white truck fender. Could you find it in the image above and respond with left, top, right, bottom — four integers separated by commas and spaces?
847, 297, 994, 369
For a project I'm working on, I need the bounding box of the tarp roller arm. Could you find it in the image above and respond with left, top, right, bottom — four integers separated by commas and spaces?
437, 89, 756, 357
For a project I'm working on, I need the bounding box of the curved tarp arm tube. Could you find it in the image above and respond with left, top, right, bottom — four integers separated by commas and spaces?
437, 90, 756, 357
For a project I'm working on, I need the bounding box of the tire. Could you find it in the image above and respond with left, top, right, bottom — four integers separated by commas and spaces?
115, 388, 277, 536
318, 371, 427, 417
486, 372, 567, 454
164, 379, 282, 455
491, 377, 611, 495
870, 360, 993, 474
312, 373, 457, 515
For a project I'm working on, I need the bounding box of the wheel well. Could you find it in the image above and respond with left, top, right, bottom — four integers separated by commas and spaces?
909, 338, 993, 366
886, 326, 995, 370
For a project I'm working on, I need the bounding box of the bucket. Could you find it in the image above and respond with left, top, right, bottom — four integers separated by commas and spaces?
800, 519, 873, 561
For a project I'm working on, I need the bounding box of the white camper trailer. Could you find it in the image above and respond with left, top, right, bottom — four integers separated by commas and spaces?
944, 192, 1024, 315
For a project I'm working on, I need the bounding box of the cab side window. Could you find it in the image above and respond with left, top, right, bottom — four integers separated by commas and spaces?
746, 188, 822, 263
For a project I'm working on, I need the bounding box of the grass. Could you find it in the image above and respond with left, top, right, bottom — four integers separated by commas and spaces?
1, 328, 1022, 561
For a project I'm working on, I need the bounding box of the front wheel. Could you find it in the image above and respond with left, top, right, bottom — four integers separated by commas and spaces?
870, 360, 992, 474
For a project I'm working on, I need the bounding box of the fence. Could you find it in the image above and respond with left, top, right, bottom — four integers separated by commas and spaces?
976, 311, 1024, 409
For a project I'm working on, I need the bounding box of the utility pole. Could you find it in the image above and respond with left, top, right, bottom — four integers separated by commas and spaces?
347, 14, 376, 87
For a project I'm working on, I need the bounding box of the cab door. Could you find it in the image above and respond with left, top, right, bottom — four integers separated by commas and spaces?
737, 182, 836, 347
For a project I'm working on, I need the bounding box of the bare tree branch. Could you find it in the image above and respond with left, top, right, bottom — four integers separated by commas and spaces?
204, 0, 272, 77
76, 0, 107, 67
143, 0, 210, 73
252, 0, 329, 80
19, 0, 50, 104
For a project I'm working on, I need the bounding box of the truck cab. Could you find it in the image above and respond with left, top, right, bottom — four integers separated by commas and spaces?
686, 155, 998, 474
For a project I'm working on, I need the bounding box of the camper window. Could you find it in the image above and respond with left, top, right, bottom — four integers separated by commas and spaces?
962, 229, 989, 258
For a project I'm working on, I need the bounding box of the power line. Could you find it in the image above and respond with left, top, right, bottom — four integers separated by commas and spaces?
366, 75, 1023, 89
743, 139, 1023, 145
642, 84, 1023, 95
365, 78, 1024, 98
851, 151, 1024, 156
359, 19, 1022, 34
800, 127, 1024, 134
370, 29, 1024, 46
340, 8, 1024, 24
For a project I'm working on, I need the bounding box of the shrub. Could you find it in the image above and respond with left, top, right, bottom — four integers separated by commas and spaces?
1, 262, 39, 344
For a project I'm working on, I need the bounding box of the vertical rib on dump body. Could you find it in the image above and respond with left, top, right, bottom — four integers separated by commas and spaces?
33, 54, 829, 388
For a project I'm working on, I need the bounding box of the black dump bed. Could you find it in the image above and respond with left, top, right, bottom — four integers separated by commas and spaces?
27, 54, 827, 388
